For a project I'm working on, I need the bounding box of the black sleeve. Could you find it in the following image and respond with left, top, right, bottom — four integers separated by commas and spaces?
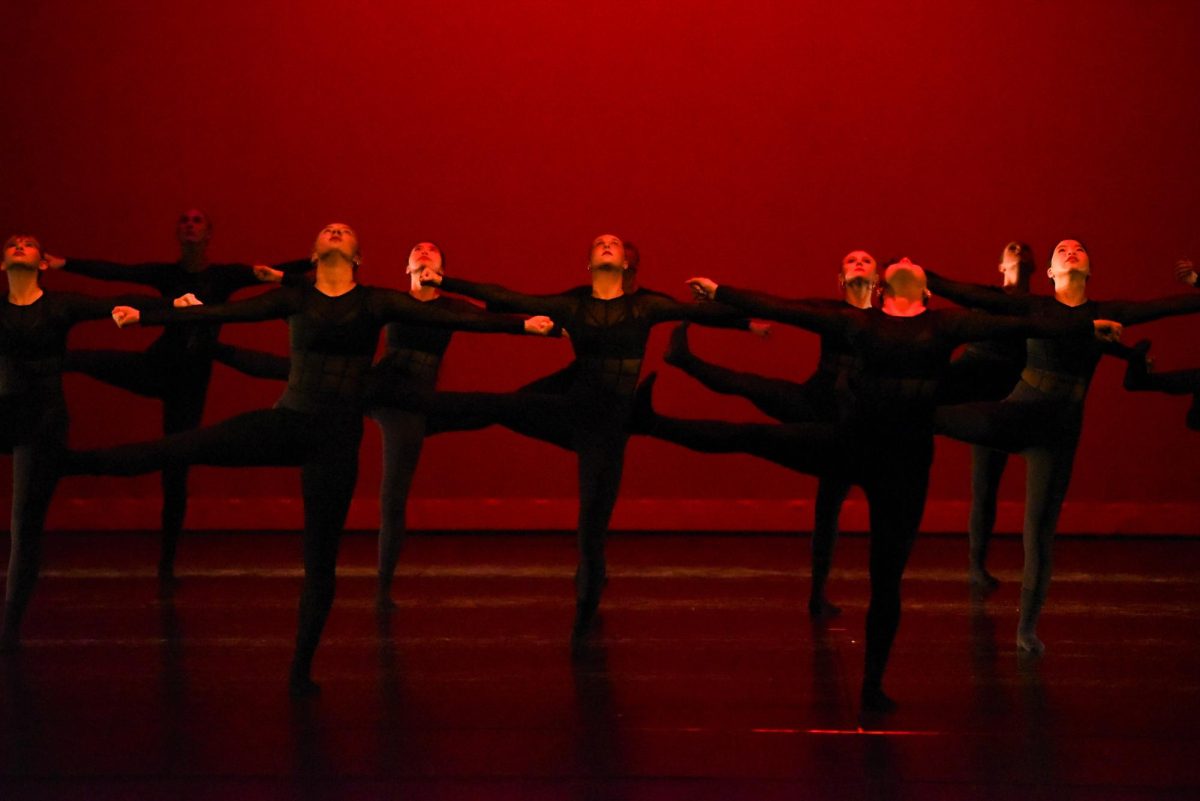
1099, 294, 1200, 326
439, 277, 575, 318
64, 292, 168, 325
64, 258, 168, 289
714, 285, 852, 336
943, 308, 1093, 343
926, 271, 1033, 315
636, 290, 752, 328
372, 288, 527, 334
140, 286, 298, 327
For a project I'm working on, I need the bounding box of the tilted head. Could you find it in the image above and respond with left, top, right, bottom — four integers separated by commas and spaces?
312, 222, 361, 267
176, 208, 213, 247
588, 233, 628, 272
2, 234, 47, 272
1047, 239, 1090, 286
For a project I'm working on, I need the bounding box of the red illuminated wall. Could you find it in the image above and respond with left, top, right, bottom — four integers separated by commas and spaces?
2, 0, 1198, 533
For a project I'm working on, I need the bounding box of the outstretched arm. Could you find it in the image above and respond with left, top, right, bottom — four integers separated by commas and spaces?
115, 286, 298, 328
700, 281, 853, 337
426, 273, 575, 319
945, 308, 1119, 344
373, 288, 552, 335
925, 270, 1032, 315
65, 292, 168, 325
636, 289, 754, 328
49, 256, 168, 288
1102, 291, 1200, 326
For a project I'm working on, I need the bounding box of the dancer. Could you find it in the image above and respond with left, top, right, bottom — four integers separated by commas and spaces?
0, 235, 162, 649
69, 223, 553, 695
661, 250, 879, 616
45, 209, 310, 583
1121, 260, 1200, 431
415, 234, 752, 639
639, 258, 1119, 711
928, 241, 1200, 655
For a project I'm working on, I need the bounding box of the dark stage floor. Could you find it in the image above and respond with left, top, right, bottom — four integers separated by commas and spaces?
1, 531, 1198, 800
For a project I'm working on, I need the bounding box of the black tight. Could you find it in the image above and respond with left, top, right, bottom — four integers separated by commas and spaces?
65, 349, 213, 576
370, 407, 427, 593
967, 445, 1009, 581
0, 402, 67, 647
68, 407, 362, 686
666, 343, 849, 610
935, 382, 1081, 651
638, 409, 930, 696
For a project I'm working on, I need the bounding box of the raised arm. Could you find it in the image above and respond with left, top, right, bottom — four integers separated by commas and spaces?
925, 270, 1033, 315
63, 292, 168, 325
636, 289, 753, 328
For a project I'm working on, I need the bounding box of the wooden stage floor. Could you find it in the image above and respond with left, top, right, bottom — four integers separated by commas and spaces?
1, 531, 1198, 799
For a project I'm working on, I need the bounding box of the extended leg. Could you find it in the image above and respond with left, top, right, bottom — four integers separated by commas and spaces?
1, 437, 63, 650
1016, 443, 1076, 656
809, 476, 851, 617
571, 432, 628, 639
158, 374, 211, 583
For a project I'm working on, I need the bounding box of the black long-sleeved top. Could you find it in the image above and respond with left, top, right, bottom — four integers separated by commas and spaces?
926, 272, 1200, 386
1, 291, 161, 404
713, 285, 1096, 423
438, 278, 748, 395
64, 257, 311, 360
140, 284, 527, 414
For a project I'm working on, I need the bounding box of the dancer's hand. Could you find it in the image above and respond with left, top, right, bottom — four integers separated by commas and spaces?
44, 253, 66, 270
112, 306, 140, 327
253, 264, 284, 282
172, 293, 203, 307
686, 277, 718, 300
1175, 259, 1197, 287
524, 316, 555, 335
418, 267, 443, 287
749, 320, 771, 338
1093, 319, 1123, 342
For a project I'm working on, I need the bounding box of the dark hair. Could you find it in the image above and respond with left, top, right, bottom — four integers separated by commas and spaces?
1046, 238, 1090, 286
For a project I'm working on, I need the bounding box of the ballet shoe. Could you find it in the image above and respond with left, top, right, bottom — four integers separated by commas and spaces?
967, 567, 1001, 594
860, 684, 898, 715
628, 372, 659, 434
807, 596, 842, 619
288, 674, 322, 698
1016, 631, 1045, 657
663, 322, 693, 368
1123, 339, 1153, 391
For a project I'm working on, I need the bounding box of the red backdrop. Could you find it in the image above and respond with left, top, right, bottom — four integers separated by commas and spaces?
2, 0, 1198, 533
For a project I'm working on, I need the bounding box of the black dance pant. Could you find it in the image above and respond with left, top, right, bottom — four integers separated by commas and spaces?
369, 406, 427, 588
1, 400, 67, 642
65, 349, 214, 573
939, 357, 1023, 576
640, 413, 930, 692
421, 389, 627, 610
934, 381, 1082, 632
669, 350, 850, 601
68, 406, 363, 680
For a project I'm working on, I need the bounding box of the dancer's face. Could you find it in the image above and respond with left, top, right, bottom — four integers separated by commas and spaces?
589, 234, 628, 272
409, 242, 443, 276
998, 241, 1033, 287
1047, 239, 1090, 283
176, 209, 212, 246
313, 223, 360, 265
2, 235, 46, 272
840, 250, 878, 283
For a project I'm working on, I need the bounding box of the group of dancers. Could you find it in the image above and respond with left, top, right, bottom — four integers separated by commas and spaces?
2, 211, 1198, 712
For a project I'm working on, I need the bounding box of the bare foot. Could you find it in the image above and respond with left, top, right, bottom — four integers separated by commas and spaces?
1016, 631, 1045, 656
967, 568, 1000, 593
807, 596, 842, 619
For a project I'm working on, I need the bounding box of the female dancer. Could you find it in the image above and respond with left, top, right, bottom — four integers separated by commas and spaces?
1121, 260, 1200, 430
638, 259, 1119, 711
45, 209, 310, 583
661, 250, 879, 617
415, 233, 753, 639
928, 241, 1200, 654
0, 235, 161, 649
69, 224, 552, 695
